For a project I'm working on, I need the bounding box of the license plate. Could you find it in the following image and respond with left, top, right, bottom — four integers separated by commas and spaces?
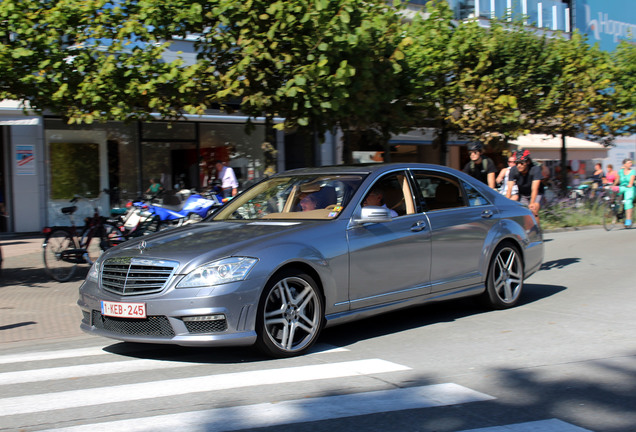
101, 301, 147, 319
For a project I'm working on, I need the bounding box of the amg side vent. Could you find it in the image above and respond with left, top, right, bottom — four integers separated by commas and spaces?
101, 257, 179, 296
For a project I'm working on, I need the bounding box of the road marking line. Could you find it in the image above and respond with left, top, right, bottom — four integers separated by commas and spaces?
43, 383, 494, 432
0, 359, 410, 416
0, 359, 195, 385
458, 418, 593, 431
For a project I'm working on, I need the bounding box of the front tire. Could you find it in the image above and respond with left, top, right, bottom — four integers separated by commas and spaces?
483, 243, 524, 309
256, 269, 324, 358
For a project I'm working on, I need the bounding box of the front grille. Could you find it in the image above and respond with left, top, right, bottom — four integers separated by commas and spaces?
184, 319, 228, 334
91, 310, 175, 336
101, 257, 178, 296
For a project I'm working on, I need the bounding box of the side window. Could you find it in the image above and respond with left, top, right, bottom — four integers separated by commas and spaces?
362, 172, 415, 216
462, 181, 490, 207
412, 171, 465, 211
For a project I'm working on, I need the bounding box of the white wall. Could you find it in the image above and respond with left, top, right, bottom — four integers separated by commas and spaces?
605, 135, 636, 171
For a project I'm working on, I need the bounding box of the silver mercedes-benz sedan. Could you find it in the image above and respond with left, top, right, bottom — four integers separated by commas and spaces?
78, 163, 543, 357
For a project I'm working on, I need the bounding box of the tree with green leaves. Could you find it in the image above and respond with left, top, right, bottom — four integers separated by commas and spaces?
612, 40, 636, 135
401, 0, 458, 164
402, 2, 543, 163
1, 0, 413, 146
529, 32, 633, 189
0, 0, 212, 123
1, 0, 633, 171
189, 0, 414, 159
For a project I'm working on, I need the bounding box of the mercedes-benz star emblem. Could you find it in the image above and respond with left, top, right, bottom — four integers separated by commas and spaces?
138, 240, 147, 253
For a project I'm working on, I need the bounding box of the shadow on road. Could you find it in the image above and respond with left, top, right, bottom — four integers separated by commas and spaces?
0, 266, 89, 287
250, 349, 636, 432
540, 258, 581, 270
100, 283, 566, 365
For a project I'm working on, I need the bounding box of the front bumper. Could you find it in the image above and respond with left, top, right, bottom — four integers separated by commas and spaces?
77, 276, 264, 347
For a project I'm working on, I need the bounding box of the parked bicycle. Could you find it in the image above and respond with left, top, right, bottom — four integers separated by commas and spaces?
42, 194, 126, 282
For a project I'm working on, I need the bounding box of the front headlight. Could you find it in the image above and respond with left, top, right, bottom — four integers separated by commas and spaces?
86, 261, 99, 283
176, 257, 258, 288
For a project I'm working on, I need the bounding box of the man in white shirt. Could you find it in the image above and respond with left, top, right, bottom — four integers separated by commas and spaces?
362, 188, 398, 217
214, 160, 239, 198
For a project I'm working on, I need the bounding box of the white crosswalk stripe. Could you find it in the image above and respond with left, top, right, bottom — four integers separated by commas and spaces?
0, 346, 109, 365
0, 358, 410, 416
0, 358, 195, 385
458, 419, 593, 432
42, 383, 494, 432
0, 344, 595, 432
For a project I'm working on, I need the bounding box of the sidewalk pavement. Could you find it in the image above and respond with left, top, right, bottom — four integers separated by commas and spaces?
0, 234, 89, 346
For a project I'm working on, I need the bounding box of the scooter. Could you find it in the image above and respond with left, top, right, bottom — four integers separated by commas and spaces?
133, 189, 225, 230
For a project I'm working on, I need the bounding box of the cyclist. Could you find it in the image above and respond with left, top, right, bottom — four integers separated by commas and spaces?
506, 149, 544, 223
613, 158, 635, 228
462, 142, 497, 189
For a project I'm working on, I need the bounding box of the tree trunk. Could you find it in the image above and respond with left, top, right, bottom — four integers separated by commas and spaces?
381, 126, 392, 163
560, 133, 568, 194
438, 126, 448, 166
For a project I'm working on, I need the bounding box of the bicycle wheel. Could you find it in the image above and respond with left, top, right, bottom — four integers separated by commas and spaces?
43, 228, 78, 282
603, 202, 618, 231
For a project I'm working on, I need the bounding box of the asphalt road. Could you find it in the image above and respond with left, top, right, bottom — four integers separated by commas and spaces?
0, 227, 635, 431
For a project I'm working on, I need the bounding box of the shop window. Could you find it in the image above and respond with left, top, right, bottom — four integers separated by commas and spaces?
50, 142, 100, 199
141, 140, 197, 191
199, 123, 267, 190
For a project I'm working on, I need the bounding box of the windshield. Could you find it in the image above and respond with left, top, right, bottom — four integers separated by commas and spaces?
212, 174, 366, 221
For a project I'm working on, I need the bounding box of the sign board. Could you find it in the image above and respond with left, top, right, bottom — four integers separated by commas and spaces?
16, 145, 35, 175
574, 0, 636, 52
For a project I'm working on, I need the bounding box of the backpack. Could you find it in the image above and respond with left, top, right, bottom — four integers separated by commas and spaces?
470, 159, 489, 173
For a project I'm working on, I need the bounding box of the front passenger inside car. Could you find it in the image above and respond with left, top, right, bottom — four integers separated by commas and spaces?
431, 181, 463, 210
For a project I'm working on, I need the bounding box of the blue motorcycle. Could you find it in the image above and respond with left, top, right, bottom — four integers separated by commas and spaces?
135, 189, 225, 230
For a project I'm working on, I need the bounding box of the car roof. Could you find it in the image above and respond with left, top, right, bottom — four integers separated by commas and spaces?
278, 163, 451, 176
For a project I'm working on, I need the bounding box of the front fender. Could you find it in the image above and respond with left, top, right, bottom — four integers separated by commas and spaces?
246, 237, 349, 315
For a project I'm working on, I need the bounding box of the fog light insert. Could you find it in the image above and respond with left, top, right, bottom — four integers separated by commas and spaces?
182, 314, 225, 322
183, 314, 227, 334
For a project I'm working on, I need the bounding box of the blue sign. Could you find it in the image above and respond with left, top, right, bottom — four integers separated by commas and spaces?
574, 0, 636, 51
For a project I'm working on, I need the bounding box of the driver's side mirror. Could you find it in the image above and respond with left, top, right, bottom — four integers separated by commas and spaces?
352, 206, 393, 225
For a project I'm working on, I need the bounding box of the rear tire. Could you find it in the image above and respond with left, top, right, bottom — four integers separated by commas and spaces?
43, 229, 78, 282
256, 269, 324, 358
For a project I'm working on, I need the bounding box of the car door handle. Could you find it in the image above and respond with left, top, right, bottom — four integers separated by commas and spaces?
481, 210, 494, 219
411, 220, 427, 232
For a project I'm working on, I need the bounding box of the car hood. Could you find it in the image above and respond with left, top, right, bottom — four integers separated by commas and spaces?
107, 220, 311, 271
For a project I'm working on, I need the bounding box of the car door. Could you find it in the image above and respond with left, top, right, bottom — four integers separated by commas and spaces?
411, 170, 498, 294
347, 171, 432, 310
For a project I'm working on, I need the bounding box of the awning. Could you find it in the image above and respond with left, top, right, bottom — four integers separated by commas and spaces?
0, 116, 40, 126
509, 134, 608, 160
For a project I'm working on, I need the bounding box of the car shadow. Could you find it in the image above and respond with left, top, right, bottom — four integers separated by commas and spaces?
322, 283, 565, 350
102, 342, 266, 364
101, 283, 565, 364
